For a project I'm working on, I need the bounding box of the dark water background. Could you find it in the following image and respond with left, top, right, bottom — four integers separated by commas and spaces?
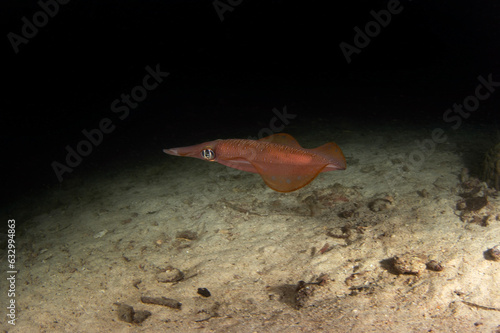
1, 0, 499, 226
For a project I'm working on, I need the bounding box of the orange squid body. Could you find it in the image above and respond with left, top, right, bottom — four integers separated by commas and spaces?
164, 133, 346, 192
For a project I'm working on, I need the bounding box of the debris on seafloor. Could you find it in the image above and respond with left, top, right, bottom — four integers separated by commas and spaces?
93, 229, 108, 239
368, 195, 395, 212
483, 143, 500, 190
132, 279, 142, 289
456, 190, 498, 226
456, 171, 499, 226
345, 270, 379, 296
338, 209, 357, 218
326, 226, 352, 239
140, 296, 182, 309
487, 245, 500, 261
318, 243, 331, 254
197, 287, 211, 297
461, 300, 500, 312
295, 281, 314, 309
391, 253, 428, 275
176, 230, 199, 241
426, 260, 444, 271
417, 189, 429, 198
194, 302, 221, 322
295, 274, 329, 309
113, 302, 152, 324
456, 196, 488, 212
156, 266, 185, 283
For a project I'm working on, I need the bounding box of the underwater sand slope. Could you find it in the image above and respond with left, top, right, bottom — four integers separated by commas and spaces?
2, 121, 499, 332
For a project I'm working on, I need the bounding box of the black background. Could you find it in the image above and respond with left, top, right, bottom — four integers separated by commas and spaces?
2, 0, 499, 210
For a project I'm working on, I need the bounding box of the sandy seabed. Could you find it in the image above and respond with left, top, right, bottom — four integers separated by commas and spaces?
2, 118, 499, 333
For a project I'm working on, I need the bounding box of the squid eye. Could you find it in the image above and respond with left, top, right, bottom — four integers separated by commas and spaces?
201, 148, 215, 161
